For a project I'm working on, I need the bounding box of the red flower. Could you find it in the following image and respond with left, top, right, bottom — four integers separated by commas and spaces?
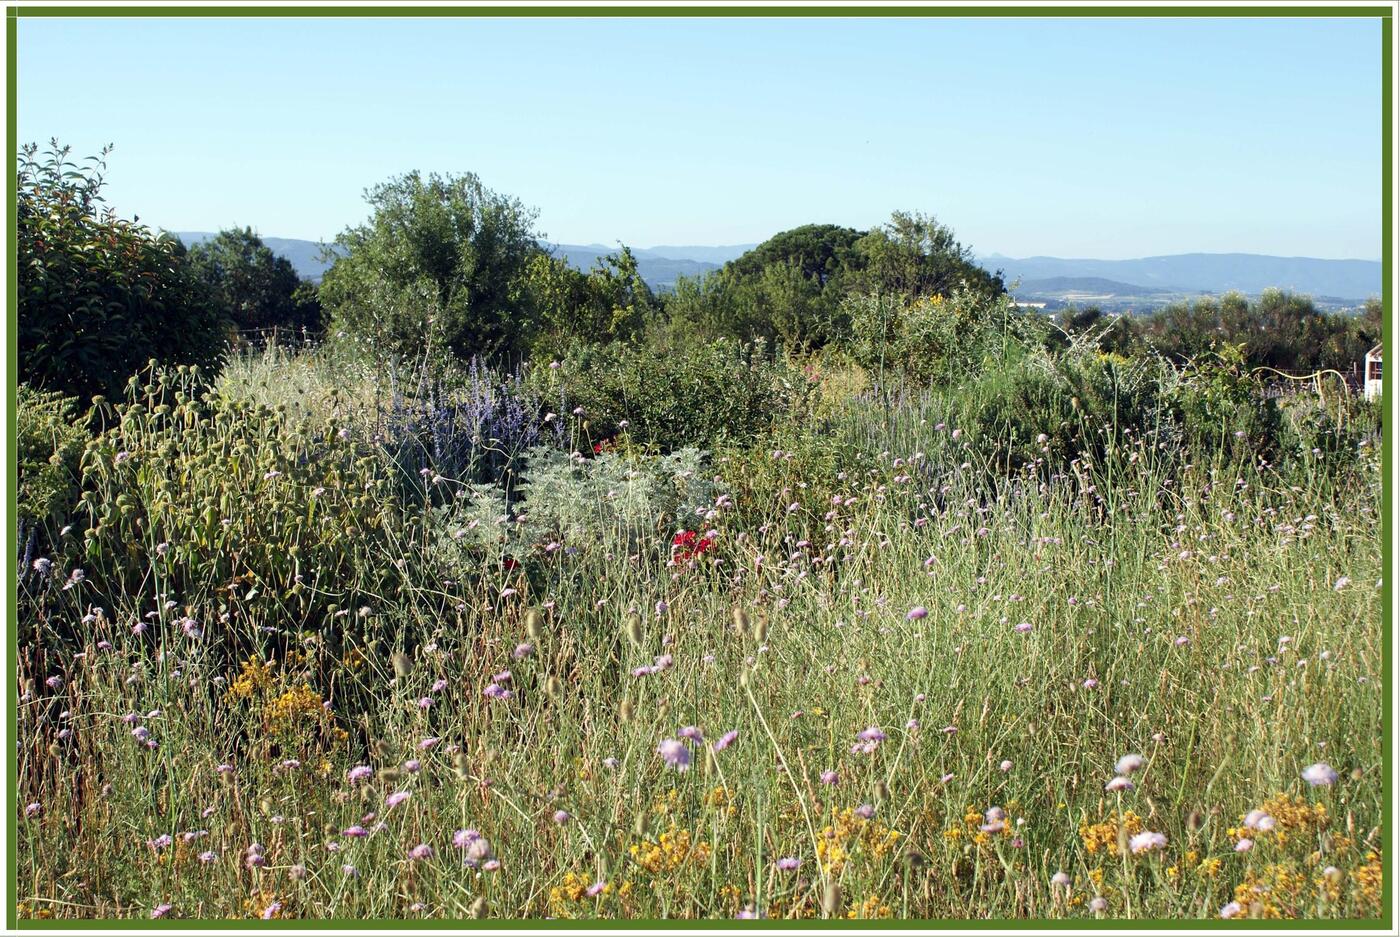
593, 438, 615, 455
672, 530, 715, 562
503, 557, 520, 571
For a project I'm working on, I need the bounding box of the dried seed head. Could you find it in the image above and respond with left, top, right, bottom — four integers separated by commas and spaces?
525, 609, 544, 641
619, 700, 635, 723
454, 753, 472, 780
1186, 809, 1204, 831
873, 780, 889, 802
731, 607, 750, 634
752, 617, 768, 643
545, 675, 563, 696
379, 768, 402, 785
625, 614, 644, 648
469, 896, 486, 918
821, 880, 843, 915
372, 740, 393, 761
391, 652, 412, 679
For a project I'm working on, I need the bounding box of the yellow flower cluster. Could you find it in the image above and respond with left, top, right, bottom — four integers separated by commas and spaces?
705, 785, 737, 816
547, 872, 610, 918
227, 656, 275, 701
1227, 793, 1329, 847
262, 684, 348, 750
1352, 851, 1382, 911
1078, 810, 1144, 856
1230, 862, 1310, 919
628, 825, 712, 875
846, 894, 892, 919
815, 806, 901, 875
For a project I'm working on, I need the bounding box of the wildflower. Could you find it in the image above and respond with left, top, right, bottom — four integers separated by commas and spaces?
1089, 896, 1108, 913
1051, 871, 1071, 887
483, 683, 512, 700
1235, 838, 1253, 852
658, 738, 691, 771
24, 802, 41, 819
198, 850, 217, 863
854, 803, 876, 820
999, 760, 1013, 772
1014, 622, 1033, 634
513, 643, 533, 660
261, 902, 283, 919
1115, 753, 1145, 774
148, 834, 173, 851
1105, 776, 1134, 792
385, 791, 412, 809
342, 864, 358, 877
906, 606, 928, 621
417, 696, 433, 709
1220, 901, 1243, 919
151, 904, 173, 919
713, 729, 739, 752
346, 765, 373, 784
418, 737, 440, 750
776, 856, 800, 871
1333, 576, 1350, 591
553, 810, 570, 825
408, 844, 434, 861
1128, 831, 1167, 854
820, 770, 839, 786
586, 880, 607, 897
1302, 762, 1338, 786
678, 726, 705, 745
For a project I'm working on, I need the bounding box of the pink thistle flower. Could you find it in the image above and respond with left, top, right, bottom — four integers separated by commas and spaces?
657, 738, 691, 771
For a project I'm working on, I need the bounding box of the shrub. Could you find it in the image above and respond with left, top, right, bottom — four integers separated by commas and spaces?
17, 384, 90, 564
533, 338, 803, 452
17, 142, 227, 398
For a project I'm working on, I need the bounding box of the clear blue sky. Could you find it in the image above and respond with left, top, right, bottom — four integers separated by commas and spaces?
17, 15, 1384, 259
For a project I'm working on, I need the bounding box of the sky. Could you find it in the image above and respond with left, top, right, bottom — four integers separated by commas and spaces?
16, 14, 1384, 260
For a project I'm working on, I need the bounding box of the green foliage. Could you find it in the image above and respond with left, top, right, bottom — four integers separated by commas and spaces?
534, 338, 804, 452
525, 246, 658, 354
17, 141, 228, 398
17, 384, 89, 528
186, 227, 322, 334
320, 171, 540, 363
67, 364, 402, 647
1170, 343, 1282, 463
846, 288, 1044, 385
665, 213, 1003, 353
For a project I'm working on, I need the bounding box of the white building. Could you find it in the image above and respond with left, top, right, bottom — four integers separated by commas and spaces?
1364, 344, 1382, 401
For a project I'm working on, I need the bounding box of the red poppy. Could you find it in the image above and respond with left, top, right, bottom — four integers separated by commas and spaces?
593, 438, 615, 455
672, 530, 715, 562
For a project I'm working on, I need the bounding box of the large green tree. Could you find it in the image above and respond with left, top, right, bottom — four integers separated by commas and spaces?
186, 227, 321, 334
17, 141, 226, 399
319, 171, 540, 363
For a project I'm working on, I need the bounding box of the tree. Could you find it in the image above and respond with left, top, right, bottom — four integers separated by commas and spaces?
17, 141, 227, 399
525, 246, 659, 352
319, 171, 540, 364
852, 211, 1004, 299
187, 227, 321, 335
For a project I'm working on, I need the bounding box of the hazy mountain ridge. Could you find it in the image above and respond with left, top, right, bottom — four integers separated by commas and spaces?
175, 233, 1380, 303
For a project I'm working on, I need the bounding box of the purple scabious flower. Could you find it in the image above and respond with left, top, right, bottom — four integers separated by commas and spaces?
712, 730, 740, 752
657, 738, 691, 771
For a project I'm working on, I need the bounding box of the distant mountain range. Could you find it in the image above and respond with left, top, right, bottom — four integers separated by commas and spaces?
175, 233, 1380, 308
983, 252, 1381, 307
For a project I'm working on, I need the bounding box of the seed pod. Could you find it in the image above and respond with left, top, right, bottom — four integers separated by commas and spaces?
739, 669, 751, 688
1186, 809, 1204, 831
372, 739, 393, 761
619, 700, 634, 723
545, 675, 563, 696
455, 753, 472, 780
625, 614, 644, 648
379, 768, 402, 785
469, 896, 486, 919
821, 880, 843, 915
732, 607, 750, 634
391, 652, 412, 678
525, 609, 544, 641
752, 617, 768, 643
873, 780, 889, 802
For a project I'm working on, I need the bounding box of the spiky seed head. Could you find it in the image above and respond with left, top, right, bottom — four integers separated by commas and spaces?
469, 896, 486, 918
625, 614, 644, 648
873, 780, 889, 802
372, 739, 393, 760
379, 768, 402, 784
732, 607, 750, 634
455, 753, 472, 780
752, 617, 768, 643
619, 700, 635, 723
525, 608, 544, 641
391, 651, 412, 678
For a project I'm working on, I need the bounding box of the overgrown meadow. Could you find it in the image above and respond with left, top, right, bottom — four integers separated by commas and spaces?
14, 323, 1385, 923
